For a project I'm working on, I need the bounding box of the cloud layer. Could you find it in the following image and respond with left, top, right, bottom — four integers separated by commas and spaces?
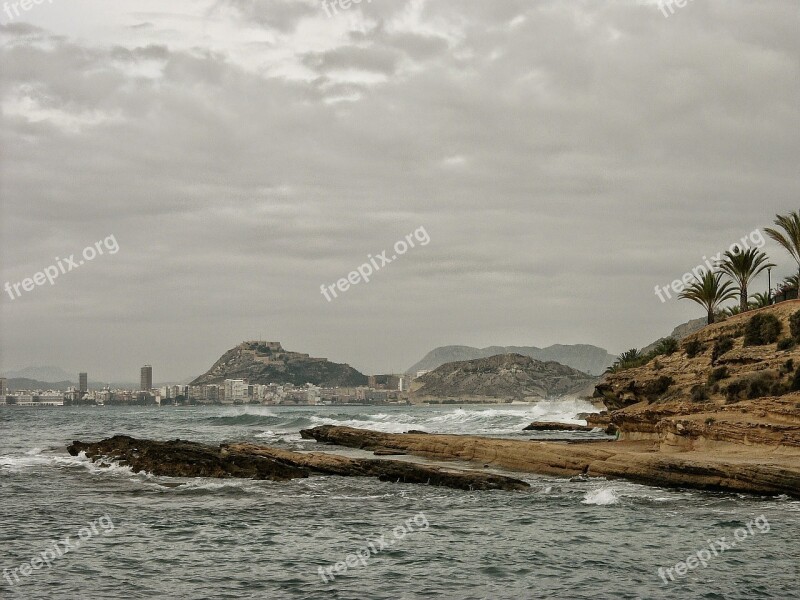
1, 0, 798, 381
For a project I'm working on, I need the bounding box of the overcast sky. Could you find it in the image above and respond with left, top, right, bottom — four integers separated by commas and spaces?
1, 0, 798, 382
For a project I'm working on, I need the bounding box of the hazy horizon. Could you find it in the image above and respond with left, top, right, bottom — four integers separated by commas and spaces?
2, 0, 798, 381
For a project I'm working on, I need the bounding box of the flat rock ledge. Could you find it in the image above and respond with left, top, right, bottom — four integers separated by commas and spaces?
67, 435, 529, 491
300, 425, 800, 498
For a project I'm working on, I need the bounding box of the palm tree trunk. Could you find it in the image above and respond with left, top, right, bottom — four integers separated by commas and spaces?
707, 308, 714, 325
740, 286, 748, 312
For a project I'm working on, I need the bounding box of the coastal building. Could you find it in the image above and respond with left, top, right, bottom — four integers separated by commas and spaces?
0, 377, 7, 396
79, 372, 88, 393
35, 393, 65, 406
98, 388, 111, 405
140, 365, 153, 391
368, 375, 402, 390
223, 379, 247, 404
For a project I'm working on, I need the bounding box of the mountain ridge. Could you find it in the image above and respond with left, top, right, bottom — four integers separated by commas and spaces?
190, 341, 368, 387
408, 344, 616, 376
411, 353, 598, 402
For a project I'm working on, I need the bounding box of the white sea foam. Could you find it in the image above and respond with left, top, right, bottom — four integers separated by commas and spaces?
255, 430, 302, 442
0, 448, 149, 481
582, 488, 620, 505
174, 479, 267, 492
305, 397, 599, 435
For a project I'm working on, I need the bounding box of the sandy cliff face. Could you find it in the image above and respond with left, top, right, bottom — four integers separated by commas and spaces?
593, 302, 800, 456
597, 301, 800, 409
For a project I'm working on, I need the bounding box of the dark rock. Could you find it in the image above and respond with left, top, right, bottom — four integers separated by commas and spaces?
523, 421, 593, 432
68, 435, 308, 481
68, 435, 529, 492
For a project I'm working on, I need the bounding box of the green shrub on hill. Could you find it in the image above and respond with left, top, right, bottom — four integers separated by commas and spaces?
790, 310, 800, 341
744, 313, 782, 346
684, 340, 704, 358
712, 336, 735, 364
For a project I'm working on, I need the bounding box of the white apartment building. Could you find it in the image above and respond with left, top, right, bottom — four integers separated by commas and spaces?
224, 379, 248, 404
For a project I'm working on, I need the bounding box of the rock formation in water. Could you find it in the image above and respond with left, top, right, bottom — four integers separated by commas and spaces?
300, 424, 800, 498
67, 435, 529, 491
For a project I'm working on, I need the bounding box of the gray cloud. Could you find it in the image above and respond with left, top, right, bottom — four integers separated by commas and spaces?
1, 0, 798, 382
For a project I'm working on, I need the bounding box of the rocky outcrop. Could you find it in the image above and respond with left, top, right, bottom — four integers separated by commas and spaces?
190, 341, 367, 387
594, 302, 800, 449
226, 443, 529, 491
597, 301, 800, 410
67, 435, 529, 491
523, 422, 595, 432
301, 425, 800, 498
67, 435, 309, 481
411, 354, 597, 402
408, 344, 616, 376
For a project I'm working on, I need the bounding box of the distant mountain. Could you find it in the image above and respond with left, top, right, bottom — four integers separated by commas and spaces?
641, 317, 707, 355
191, 341, 368, 387
2, 365, 73, 382
5, 378, 74, 391
408, 344, 616, 376
411, 354, 598, 402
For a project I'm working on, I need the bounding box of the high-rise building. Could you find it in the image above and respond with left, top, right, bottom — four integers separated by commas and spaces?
140, 365, 153, 391
79, 372, 88, 393
0, 377, 7, 397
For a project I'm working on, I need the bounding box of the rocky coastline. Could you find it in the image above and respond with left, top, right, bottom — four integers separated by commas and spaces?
67, 435, 529, 491
298, 303, 800, 498
66, 303, 800, 499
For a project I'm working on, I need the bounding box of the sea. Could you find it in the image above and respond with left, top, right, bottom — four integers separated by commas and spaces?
1, 400, 798, 600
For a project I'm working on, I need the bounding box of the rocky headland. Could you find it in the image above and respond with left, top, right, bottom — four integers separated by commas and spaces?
408, 343, 616, 376
191, 341, 367, 387
70, 304, 800, 498
410, 353, 597, 403
304, 303, 800, 498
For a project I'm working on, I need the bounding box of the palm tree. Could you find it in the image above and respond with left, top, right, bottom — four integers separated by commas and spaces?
679, 271, 738, 325
605, 349, 643, 373
723, 305, 743, 317
618, 349, 642, 363
765, 210, 800, 289
749, 292, 772, 308
717, 247, 774, 312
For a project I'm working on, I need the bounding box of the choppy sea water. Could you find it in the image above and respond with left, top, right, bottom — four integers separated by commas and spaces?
1, 401, 798, 599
